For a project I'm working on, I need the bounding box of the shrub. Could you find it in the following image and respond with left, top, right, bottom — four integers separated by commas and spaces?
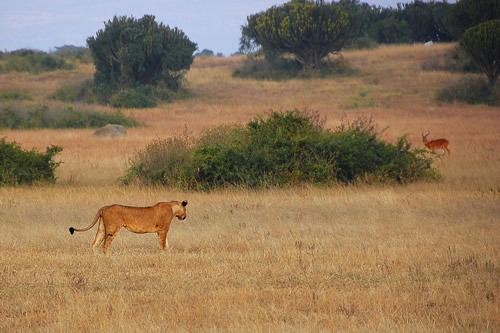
109, 86, 157, 108
0, 89, 32, 101
0, 138, 62, 185
437, 76, 499, 106
121, 134, 193, 187
0, 105, 140, 129
233, 56, 303, 80
50, 79, 96, 104
53, 45, 93, 64
123, 111, 439, 189
375, 136, 439, 184
233, 55, 355, 80
347, 35, 379, 50
0, 49, 75, 73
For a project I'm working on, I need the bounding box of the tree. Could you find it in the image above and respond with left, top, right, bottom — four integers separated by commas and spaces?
461, 19, 500, 87
361, 1, 454, 45
87, 15, 197, 102
399, 1, 435, 42
240, 0, 361, 68
448, 0, 500, 38
370, 14, 412, 44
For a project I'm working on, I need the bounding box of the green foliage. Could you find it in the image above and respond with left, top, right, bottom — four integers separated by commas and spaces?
123, 111, 439, 190
233, 57, 304, 80
437, 76, 499, 106
195, 49, 215, 57
0, 105, 139, 129
399, 1, 451, 42
422, 46, 481, 74
0, 89, 32, 101
362, 0, 456, 44
240, 0, 457, 56
448, 0, 500, 38
233, 55, 355, 80
241, 1, 359, 68
0, 49, 75, 73
50, 79, 96, 103
53, 45, 93, 64
87, 15, 197, 106
0, 138, 62, 185
346, 34, 378, 50
461, 19, 500, 87
121, 134, 193, 187
369, 15, 413, 44
109, 86, 157, 108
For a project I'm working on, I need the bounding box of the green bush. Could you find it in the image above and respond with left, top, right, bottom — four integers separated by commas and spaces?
53, 45, 93, 64
437, 76, 499, 106
346, 35, 379, 50
109, 86, 157, 108
0, 138, 62, 185
375, 136, 438, 184
123, 110, 439, 189
103, 83, 192, 108
0, 105, 140, 129
233, 56, 355, 80
121, 134, 193, 187
50, 79, 96, 104
0, 89, 32, 101
233, 57, 304, 80
421, 47, 480, 73
0, 49, 75, 73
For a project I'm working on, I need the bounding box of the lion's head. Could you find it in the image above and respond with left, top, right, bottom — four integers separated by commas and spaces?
175, 200, 188, 220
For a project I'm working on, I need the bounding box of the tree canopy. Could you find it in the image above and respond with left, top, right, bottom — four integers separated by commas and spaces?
87, 15, 197, 104
448, 0, 500, 38
461, 19, 500, 87
241, 0, 361, 68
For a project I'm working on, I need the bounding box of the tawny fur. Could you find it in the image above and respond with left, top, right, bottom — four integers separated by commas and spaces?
422, 132, 450, 155
69, 201, 187, 254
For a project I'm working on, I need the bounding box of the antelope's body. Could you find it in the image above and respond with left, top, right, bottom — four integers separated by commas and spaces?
422, 132, 450, 155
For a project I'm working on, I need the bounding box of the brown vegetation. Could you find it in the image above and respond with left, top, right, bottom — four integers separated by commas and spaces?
0, 43, 498, 331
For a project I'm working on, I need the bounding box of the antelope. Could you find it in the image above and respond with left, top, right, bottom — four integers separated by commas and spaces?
421, 132, 450, 155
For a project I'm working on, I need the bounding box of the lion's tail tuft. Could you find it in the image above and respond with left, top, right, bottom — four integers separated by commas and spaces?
69, 227, 75, 235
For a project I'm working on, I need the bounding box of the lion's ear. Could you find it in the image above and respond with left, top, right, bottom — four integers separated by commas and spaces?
182, 201, 188, 207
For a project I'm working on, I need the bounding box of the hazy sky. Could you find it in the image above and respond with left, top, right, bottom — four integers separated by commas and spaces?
1, 1, 422, 55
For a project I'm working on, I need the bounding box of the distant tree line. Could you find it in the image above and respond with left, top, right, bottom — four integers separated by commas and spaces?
240, 0, 499, 55
238, 0, 499, 95
1, 0, 497, 106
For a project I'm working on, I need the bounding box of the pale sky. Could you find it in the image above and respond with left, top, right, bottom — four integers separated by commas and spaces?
1, 1, 426, 56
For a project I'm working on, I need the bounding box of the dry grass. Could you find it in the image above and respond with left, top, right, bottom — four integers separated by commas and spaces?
0, 43, 499, 332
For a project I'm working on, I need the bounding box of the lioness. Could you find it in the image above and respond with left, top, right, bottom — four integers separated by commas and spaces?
69, 200, 187, 254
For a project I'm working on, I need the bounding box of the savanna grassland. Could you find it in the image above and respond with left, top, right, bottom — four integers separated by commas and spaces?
0, 43, 499, 332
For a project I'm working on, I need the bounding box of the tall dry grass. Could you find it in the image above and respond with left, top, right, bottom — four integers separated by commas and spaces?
0, 43, 499, 332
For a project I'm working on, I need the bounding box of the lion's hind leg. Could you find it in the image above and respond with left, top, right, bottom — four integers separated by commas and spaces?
92, 221, 106, 252
102, 224, 121, 254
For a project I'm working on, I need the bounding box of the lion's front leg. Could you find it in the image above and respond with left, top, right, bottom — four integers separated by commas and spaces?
158, 231, 169, 250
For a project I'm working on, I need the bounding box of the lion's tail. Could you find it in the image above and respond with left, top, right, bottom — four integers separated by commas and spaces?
69, 208, 103, 235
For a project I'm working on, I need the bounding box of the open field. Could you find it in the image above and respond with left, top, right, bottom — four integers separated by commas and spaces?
0, 43, 499, 331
